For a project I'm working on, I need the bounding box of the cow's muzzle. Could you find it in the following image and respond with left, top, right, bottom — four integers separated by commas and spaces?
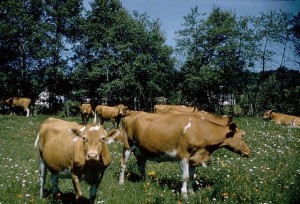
87, 153, 99, 160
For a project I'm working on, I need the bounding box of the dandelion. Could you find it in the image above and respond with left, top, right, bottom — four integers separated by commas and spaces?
222, 192, 229, 199
148, 170, 156, 177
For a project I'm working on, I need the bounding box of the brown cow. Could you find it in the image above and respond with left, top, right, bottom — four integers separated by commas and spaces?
93, 104, 128, 128
3, 97, 31, 117
35, 118, 111, 203
80, 103, 94, 125
119, 112, 250, 197
154, 104, 198, 113
262, 110, 300, 126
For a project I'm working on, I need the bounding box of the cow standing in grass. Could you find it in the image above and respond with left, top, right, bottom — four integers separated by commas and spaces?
119, 112, 250, 197
80, 103, 94, 125
35, 118, 111, 204
3, 97, 31, 117
94, 104, 128, 128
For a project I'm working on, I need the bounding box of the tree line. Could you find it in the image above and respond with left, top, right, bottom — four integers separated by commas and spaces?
1, 0, 299, 116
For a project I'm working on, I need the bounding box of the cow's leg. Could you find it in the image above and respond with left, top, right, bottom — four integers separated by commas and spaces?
93, 112, 97, 124
25, 108, 30, 117
89, 174, 103, 204
136, 157, 147, 180
71, 173, 83, 200
39, 158, 47, 198
51, 173, 59, 200
119, 149, 132, 184
188, 165, 196, 194
180, 158, 189, 198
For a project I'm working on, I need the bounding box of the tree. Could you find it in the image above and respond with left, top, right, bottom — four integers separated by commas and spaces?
0, 0, 45, 98
175, 6, 247, 113
72, 0, 175, 110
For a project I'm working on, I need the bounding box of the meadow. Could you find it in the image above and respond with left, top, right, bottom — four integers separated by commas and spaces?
0, 114, 299, 204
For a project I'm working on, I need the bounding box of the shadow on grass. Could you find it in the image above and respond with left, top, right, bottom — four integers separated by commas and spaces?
123, 170, 215, 194
42, 189, 89, 204
157, 177, 215, 194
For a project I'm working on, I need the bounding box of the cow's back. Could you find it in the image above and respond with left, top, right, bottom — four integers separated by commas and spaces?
14, 97, 31, 108
96, 106, 118, 118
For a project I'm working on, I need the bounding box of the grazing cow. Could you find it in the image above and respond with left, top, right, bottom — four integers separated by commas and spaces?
154, 104, 198, 114
35, 118, 111, 204
3, 97, 31, 117
119, 112, 250, 197
93, 104, 128, 128
80, 103, 94, 125
262, 110, 300, 126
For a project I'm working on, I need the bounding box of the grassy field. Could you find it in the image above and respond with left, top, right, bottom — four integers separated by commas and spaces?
0, 114, 299, 204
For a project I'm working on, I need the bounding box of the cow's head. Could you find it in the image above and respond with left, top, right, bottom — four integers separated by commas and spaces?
116, 104, 128, 116
80, 103, 91, 114
71, 125, 111, 166
224, 123, 250, 157
262, 110, 273, 119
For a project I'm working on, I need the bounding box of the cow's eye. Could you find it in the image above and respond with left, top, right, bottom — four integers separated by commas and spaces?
83, 137, 88, 142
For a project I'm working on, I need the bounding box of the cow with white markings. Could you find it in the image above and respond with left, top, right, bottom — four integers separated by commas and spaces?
119, 112, 250, 198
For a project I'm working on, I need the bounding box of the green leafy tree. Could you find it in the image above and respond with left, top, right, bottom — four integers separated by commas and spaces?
0, 0, 45, 99
175, 6, 247, 113
72, 0, 175, 110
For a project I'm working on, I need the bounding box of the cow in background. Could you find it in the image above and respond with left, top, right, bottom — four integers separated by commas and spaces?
154, 104, 198, 114
262, 110, 300, 126
3, 97, 31, 117
34, 118, 111, 203
80, 103, 94, 125
119, 112, 250, 197
94, 104, 128, 128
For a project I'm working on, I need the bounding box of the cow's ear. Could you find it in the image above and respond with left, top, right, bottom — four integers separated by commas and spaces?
226, 123, 237, 138
229, 123, 237, 131
101, 143, 111, 167
70, 128, 84, 137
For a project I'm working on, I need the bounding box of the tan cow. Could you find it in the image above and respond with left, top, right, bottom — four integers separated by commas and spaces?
119, 112, 250, 197
3, 97, 31, 117
262, 110, 300, 126
80, 103, 94, 125
154, 104, 198, 113
35, 118, 111, 203
93, 104, 128, 128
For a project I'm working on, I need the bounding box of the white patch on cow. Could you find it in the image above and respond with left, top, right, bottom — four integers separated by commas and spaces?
183, 118, 192, 133
73, 137, 79, 142
90, 126, 100, 131
166, 149, 177, 158
80, 126, 86, 132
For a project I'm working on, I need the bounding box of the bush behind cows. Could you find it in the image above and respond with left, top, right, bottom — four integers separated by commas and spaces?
0, 115, 299, 203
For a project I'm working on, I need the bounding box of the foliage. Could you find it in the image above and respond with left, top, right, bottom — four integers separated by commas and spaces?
0, 1, 299, 115
0, 115, 299, 203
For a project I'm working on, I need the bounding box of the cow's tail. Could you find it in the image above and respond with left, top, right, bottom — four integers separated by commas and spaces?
93, 111, 97, 124
34, 133, 40, 148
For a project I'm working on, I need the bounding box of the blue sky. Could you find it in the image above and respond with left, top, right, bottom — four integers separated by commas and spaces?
84, 0, 300, 69
84, 0, 300, 46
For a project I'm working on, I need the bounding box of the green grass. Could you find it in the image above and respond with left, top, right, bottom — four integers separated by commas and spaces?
0, 115, 299, 203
